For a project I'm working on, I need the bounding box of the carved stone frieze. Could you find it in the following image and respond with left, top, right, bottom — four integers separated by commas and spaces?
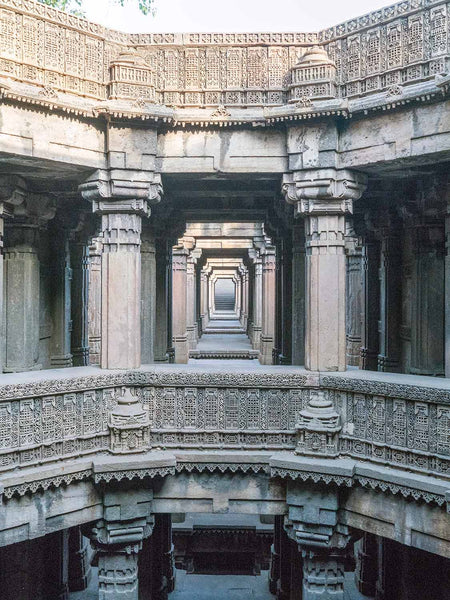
0, 0, 448, 110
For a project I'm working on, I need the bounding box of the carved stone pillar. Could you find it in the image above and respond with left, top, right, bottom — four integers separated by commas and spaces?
141, 232, 156, 364
79, 169, 162, 369
302, 550, 345, 600
44, 530, 70, 600
4, 195, 55, 372
88, 237, 102, 365
355, 533, 378, 597
172, 246, 189, 364
154, 239, 169, 362
260, 247, 276, 365
0, 176, 26, 372
88, 490, 154, 600
360, 234, 380, 370
278, 236, 293, 365
186, 256, 196, 350
291, 221, 305, 366
70, 241, 90, 366
345, 228, 363, 367
283, 169, 367, 371
377, 214, 402, 373
446, 192, 450, 377
50, 227, 73, 368
285, 481, 350, 600
200, 270, 209, 331
269, 515, 282, 595
252, 257, 263, 351
410, 223, 444, 375
68, 527, 92, 592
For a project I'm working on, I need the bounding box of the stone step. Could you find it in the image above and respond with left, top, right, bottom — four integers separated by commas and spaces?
189, 350, 259, 360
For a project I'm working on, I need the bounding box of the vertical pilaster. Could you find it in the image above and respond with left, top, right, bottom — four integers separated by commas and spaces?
44, 530, 70, 600
68, 527, 92, 592
291, 222, 305, 366
410, 223, 444, 375
70, 241, 90, 366
88, 237, 102, 365
100, 211, 143, 369
360, 235, 380, 370
186, 256, 196, 349
283, 169, 367, 371
269, 515, 282, 595
4, 222, 41, 372
355, 533, 378, 597
252, 258, 263, 350
345, 229, 363, 367
200, 270, 209, 330
141, 232, 156, 364
377, 216, 402, 372
0, 177, 26, 372
172, 246, 189, 363
50, 230, 73, 368
154, 239, 169, 362
260, 248, 276, 365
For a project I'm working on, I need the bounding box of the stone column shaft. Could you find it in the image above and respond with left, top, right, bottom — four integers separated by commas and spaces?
88, 238, 102, 365
200, 271, 209, 330
68, 527, 92, 592
172, 247, 189, 363
360, 237, 380, 370
378, 228, 402, 372
345, 239, 363, 367
70, 242, 90, 366
186, 258, 196, 349
154, 239, 169, 362
4, 223, 41, 372
100, 212, 142, 369
141, 234, 156, 364
260, 250, 276, 365
291, 222, 306, 366
252, 260, 263, 350
410, 223, 444, 375
283, 169, 367, 372
51, 232, 73, 368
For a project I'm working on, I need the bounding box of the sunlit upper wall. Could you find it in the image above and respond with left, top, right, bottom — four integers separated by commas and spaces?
0, 0, 448, 106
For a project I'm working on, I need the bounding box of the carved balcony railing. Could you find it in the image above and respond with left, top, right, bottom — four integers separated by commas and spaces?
0, 366, 449, 490
0, 0, 448, 109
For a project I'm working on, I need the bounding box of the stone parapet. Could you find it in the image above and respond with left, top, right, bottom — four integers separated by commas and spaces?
0, 0, 448, 112
0, 366, 448, 485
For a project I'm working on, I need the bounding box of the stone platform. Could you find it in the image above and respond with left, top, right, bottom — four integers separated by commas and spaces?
190, 332, 259, 360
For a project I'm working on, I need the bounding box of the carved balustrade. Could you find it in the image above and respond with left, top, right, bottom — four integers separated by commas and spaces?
0, 367, 448, 497
0, 0, 448, 109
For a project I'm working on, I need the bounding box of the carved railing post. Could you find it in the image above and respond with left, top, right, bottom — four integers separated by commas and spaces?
79, 169, 162, 369
283, 168, 367, 371
295, 388, 341, 457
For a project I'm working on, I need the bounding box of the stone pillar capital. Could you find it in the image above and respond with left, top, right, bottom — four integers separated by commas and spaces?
282, 168, 367, 217
79, 169, 163, 218
0, 175, 27, 217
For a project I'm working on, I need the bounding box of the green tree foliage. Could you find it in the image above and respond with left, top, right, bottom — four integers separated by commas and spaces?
37, 0, 156, 17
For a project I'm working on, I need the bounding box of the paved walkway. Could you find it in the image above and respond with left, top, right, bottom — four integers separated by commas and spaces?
169, 571, 372, 600
195, 333, 253, 352
71, 569, 372, 599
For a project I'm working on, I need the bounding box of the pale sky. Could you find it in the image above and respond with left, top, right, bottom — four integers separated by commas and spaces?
84, 0, 393, 33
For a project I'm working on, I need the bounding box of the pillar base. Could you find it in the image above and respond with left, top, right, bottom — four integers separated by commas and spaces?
174, 337, 190, 364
